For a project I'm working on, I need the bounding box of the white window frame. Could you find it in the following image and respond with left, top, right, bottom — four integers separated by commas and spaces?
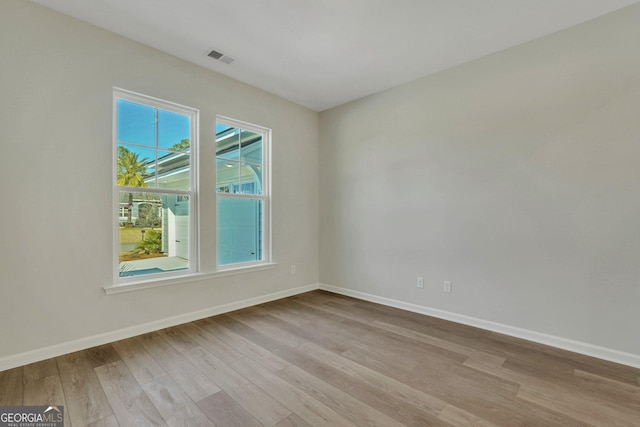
216, 116, 272, 271
112, 88, 199, 285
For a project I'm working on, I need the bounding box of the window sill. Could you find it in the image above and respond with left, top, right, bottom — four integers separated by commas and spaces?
104, 262, 278, 295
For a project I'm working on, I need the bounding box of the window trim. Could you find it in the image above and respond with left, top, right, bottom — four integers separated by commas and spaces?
215, 115, 272, 270
103, 262, 278, 294
106, 90, 276, 293
112, 88, 199, 285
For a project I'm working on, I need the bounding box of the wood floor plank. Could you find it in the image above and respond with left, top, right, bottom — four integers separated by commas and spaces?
214, 314, 282, 352
251, 303, 349, 355
341, 347, 427, 383
517, 384, 638, 426
86, 415, 120, 427
344, 330, 464, 375
271, 346, 337, 381
158, 326, 200, 353
230, 357, 360, 427
488, 331, 640, 386
463, 350, 507, 369
297, 341, 447, 417
23, 359, 71, 427
234, 304, 431, 379
178, 322, 245, 366
372, 319, 474, 357
573, 369, 640, 410
327, 297, 494, 354
323, 372, 448, 427
462, 351, 637, 425
437, 404, 498, 427
198, 318, 289, 372
94, 360, 166, 426
230, 314, 446, 426
142, 376, 214, 427
57, 350, 114, 426
137, 332, 220, 401
311, 300, 473, 364
227, 309, 307, 348
283, 299, 467, 371
273, 414, 313, 427
223, 311, 343, 379
276, 364, 406, 427
309, 321, 545, 426
197, 391, 261, 427
409, 369, 573, 427
184, 346, 291, 426
0, 366, 22, 405
112, 337, 166, 385
85, 344, 121, 368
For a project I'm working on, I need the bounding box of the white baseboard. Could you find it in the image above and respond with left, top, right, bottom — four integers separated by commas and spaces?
4, 282, 639, 371
319, 283, 640, 369
0, 283, 320, 372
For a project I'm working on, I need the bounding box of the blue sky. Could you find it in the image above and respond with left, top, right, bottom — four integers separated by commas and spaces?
117, 99, 190, 164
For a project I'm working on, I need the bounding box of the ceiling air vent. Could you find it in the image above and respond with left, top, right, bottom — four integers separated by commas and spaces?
206, 48, 234, 64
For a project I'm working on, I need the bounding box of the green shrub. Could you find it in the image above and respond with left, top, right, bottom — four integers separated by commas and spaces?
134, 229, 162, 254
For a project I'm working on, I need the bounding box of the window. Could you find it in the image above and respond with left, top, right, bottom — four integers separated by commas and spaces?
110, 89, 273, 290
113, 89, 197, 282
216, 118, 270, 268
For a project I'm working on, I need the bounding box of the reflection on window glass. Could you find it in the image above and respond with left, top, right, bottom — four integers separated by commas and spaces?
239, 163, 262, 194
215, 119, 268, 268
216, 159, 240, 193
215, 123, 232, 134
216, 126, 263, 194
157, 149, 190, 190
116, 100, 191, 191
240, 131, 262, 164
216, 128, 239, 160
218, 198, 262, 265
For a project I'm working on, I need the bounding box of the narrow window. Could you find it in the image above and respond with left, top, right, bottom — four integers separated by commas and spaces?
216, 118, 270, 268
114, 89, 197, 281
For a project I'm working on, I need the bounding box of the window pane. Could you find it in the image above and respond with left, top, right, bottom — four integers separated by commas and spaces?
216, 123, 232, 134
118, 191, 190, 278
240, 130, 262, 165
157, 149, 190, 190
117, 122, 191, 190
117, 144, 155, 187
216, 159, 240, 193
158, 109, 191, 151
216, 127, 240, 160
239, 163, 262, 195
218, 198, 262, 265
117, 99, 156, 147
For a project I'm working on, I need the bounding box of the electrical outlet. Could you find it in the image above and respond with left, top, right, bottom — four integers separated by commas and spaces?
443, 281, 452, 293
290, 265, 296, 274
417, 277, 424, 289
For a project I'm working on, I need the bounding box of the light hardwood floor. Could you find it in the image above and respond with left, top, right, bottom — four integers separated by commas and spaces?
1, 290, 639, 426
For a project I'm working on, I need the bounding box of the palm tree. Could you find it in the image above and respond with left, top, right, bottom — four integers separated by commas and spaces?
170, 138, 190, 152
117, 146, 149, 224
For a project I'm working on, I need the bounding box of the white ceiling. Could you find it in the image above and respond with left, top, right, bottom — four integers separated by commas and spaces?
33, 0, 639, 111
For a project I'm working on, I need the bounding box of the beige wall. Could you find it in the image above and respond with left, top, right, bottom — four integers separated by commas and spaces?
320, 5, 640, 356
2, 0, 639, 366
0, 0, 319, 360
